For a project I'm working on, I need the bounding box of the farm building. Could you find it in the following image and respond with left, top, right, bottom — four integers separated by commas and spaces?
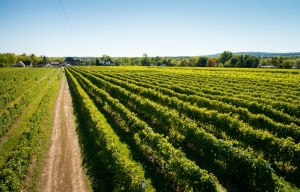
101, 58, 114, 66
261, 66, 277, 68
51, 61, 60, 67
14, 61, 32, 67
64, 57, 81, 66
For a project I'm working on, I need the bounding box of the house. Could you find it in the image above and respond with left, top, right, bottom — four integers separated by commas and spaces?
75, 59, 82, 65
64, 57, 82, 66
101, 58, 114, 66
51, 61, 60, 67
14, 61, 32, 67
261, 66, 277, 68
37, 63, 46, 67
64, 57, 75, 65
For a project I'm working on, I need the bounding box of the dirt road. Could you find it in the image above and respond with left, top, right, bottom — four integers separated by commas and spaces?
38, 75, 89, 192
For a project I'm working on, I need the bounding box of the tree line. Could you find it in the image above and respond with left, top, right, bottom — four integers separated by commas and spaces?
1, 51, 300, 69
0, 53, 64, 67
88, 51, 300, 69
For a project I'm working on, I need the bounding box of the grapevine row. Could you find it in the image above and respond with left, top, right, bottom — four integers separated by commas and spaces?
68, 67, 296, 191
90, 70, 300, 169
0, 69, 61, 138
66, 69, 156, 191
103, 70, 300, 120
101, 71, 300, 126
77, 69, 300, 143
0, 71, 61, 191
67, 67, 224, 192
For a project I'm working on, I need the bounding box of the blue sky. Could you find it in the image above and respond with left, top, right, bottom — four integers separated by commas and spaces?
0, 0, 299, 57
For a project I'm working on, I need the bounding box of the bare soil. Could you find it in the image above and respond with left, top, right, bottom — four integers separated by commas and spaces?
37, 76, 89, 192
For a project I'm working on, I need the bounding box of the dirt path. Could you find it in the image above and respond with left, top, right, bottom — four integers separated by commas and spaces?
37, 75, 89, 192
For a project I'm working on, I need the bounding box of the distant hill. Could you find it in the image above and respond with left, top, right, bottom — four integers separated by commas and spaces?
63, 52, 300, 59
205, 52, 300, 58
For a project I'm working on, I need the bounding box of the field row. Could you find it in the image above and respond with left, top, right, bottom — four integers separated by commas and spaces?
0, 68, 62, 191
67, 66, 300, 192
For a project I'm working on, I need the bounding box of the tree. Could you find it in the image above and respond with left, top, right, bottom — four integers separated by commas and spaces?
165, 58, 175, 66
270, 57, 279, 67
294, 59, 300, 69
89, 60, 95, 66
251, 56, 260, 68
188, 57, 198, 67
50, 57, 64, 64
119, 57, 131, 65
180, 59, 188, 67
196, 56, 208, 67
0, 53, 17, 67
95, 58, 100, 66
206, 58, 216, 67
278, 56, 284, 66
224, 55, 239, 67
219, 51, 233, 65
282, 60, 294, 69
131, 57, 141, 66
258, 59, 268, 68
148, 56, 163, 66
43, 55, 46, 64
239, 55, 245, 67
17, 53, 31, 63
141, 53, 149, 66
100, 55, 108, 62
30, 54, 42, 66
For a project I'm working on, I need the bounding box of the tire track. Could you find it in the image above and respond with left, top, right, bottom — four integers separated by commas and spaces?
38, 75, 89, 192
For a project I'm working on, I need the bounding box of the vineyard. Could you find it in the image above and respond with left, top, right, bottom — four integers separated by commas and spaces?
66, 66, 300, 192
0, 68, 62, 191
0, 66, 299, 191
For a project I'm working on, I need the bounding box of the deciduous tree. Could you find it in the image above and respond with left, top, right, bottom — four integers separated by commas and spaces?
196, 56, 208, 67
95, 58, 100, 66
282, 60, 294, 69
141, 53, 149, 66
206, 58, 216, 67
219, 51, 233, 65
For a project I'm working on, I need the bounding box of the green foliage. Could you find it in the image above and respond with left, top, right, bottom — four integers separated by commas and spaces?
282, 60, 295, 69
270, 57, 279, 67
0, 69, 58, 138
0, 69, 61, 191
95, 58, 100, 66
67, 66, 300, 191
141, 53, 149, 66
0, 53, 17, 67
206, 58, 216, 67
219, 51, 233, 65
294, 59, 300, 69
67, 67, 224, 191
66, 69, 155, 191
196, 56, 208, 67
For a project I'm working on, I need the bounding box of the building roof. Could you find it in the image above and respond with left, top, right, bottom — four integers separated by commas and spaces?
16, 61, 25, 67
23, 61, 32, 65
261, 66, 277, 68
64, 57, 75, 62
51, 61, 60, 65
